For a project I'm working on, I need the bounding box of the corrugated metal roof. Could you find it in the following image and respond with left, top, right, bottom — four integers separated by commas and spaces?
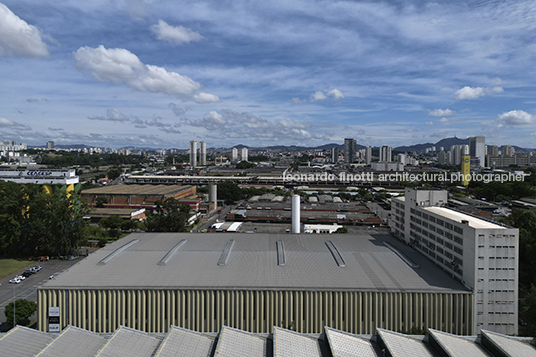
36, 325, 105, 357
94, 326, 161, 357
40, 233, 468, 292
428, 329, 490, 356
324, 327, 379, 357
0, 325, 55, 357
481, 329, 536, 357
82, 184, 194, 196
214, 326, 269, 357
377, 328, 436, 357
273, 327, 326, 357
0, 325, 533, 357
154, 326, 215, 357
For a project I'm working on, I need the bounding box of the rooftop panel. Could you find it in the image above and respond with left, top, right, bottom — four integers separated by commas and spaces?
36, 325, 105, 357
154, 326, 215, 357
377, 328, 435, 357
94, 326, 161, 357
214, 326, 268, 357
428, 329, 490, 357
273, 327, 326, 357
481, 329, 536, 357
324, 327, 379, 357
0, 326, 55, 357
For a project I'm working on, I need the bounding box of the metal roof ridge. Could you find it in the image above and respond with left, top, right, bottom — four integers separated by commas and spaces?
158, 239, 187, 266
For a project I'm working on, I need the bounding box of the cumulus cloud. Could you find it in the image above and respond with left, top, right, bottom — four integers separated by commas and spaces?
310, 89, 345, 102
426, 121, 433, 126
327, 89, 345, 100
74, 45, 202, 95
292, 97, 306, 104
439, 117, 449, 123
0, 117, 32, 131
193, 92, 220, 103
150, 20, 204, 44
187, 109, 318, 141
453, 86, 503, 100
310, 91, 327, 102
88, 108, 130, 122
429, 108, 455, 117
0, 3, 50, 57
497, 110, 536, 125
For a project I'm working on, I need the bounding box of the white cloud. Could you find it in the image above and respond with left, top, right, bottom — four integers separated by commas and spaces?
193, 92, 220, 103
439, 117, 449, 123
428, 108, 455, 117
74, 45, 202, 95
0, 3, 50, 57
327, 89, 345, 100
88, 108, 130, 122
498, 110, 536, 125
310, 89, 345, 102
453, 86, 503, 100
310, 91, 327, 102
292, 97, 306, 104
150, 20, 204, 44
0, 117, 32, 131
426, 121, 433, 126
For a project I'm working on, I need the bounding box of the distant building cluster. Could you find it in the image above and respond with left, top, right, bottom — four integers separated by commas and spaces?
230, 147, 248, 164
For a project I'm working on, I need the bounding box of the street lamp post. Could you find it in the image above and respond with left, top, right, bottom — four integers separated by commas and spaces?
13, 285, 16, 327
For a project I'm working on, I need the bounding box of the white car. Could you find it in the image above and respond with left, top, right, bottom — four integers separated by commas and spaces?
15, 275, 25, 280
33, 265, 42, 271
9, 278, 21, 284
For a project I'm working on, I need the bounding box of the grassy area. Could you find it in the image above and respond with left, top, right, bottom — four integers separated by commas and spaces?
0, 259, 33, 279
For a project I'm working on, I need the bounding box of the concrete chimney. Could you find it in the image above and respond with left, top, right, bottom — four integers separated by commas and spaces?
292, 194, 300, 233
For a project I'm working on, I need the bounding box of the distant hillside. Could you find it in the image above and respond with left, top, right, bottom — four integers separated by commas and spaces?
394, 137, 469, 152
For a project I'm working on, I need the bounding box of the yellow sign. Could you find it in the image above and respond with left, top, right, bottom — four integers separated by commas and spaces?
462, 155, 470, 186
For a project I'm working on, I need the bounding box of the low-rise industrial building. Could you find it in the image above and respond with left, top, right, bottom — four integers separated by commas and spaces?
81, 184, 199, 209
38, 232, 474, 335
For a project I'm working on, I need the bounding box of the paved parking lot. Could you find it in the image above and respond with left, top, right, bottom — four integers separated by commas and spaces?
0, 250, 98, 326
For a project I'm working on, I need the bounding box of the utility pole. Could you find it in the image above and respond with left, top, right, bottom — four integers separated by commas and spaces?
13, 285, 16, 326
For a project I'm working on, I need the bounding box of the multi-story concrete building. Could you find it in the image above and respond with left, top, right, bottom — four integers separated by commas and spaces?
231, 148, 238, 163
241, 147, 248, 161
503, 145, 515, 157
189, 140, 197, 167
379, 146, 392, 162
489, 145, 499, 158
344, 138, 356, 164
470, 136, 486, 168
390, 188, 519, 335
199, 141, 207, 166
365, 146, 372, 165
330, 147, 338, 164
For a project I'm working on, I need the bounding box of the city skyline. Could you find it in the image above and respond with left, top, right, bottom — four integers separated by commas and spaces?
2, 1, 536, 149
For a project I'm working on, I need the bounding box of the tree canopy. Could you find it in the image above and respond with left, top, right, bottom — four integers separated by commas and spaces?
144, 197, 191, 232
0, 181, 87, 256
4, 299, 37, 326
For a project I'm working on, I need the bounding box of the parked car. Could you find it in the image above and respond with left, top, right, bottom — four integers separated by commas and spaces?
39, 256, 49, 261
9, 278, 21, 284
15, 275, 25, 280
33, 265, 42, 271
22, 271, 32, 278
23, 270, 35, 275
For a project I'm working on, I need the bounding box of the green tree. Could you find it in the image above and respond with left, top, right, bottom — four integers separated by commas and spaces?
217, 181, 243, 204
236, 161, 255, 169
107, 168, 122, 180
144, 198, 191, 232
335, 227, 348, 234
4, 299, 37, 326
521, 284, 536, 336
99, 215, 125, 239
95, 197, 108, 208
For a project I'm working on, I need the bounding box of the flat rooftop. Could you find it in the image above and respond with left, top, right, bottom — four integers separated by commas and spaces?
81, 184, 195, 196
41, 233, 468, 293
424, 207, 507, 230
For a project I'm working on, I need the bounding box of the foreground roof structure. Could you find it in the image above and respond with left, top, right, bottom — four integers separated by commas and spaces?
1, 325, 534, 357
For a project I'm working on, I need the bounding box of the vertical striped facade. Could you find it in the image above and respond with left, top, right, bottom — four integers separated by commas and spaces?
38, 289, 474, 335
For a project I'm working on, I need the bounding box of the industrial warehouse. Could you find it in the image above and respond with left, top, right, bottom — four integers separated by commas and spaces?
37, 232, 475, 336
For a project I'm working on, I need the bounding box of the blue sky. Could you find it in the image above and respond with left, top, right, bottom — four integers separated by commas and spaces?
1, 0, 536, 149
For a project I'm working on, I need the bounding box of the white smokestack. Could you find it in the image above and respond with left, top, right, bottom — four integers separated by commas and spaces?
209, 183, 217, 210
292, 194, 300, 233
